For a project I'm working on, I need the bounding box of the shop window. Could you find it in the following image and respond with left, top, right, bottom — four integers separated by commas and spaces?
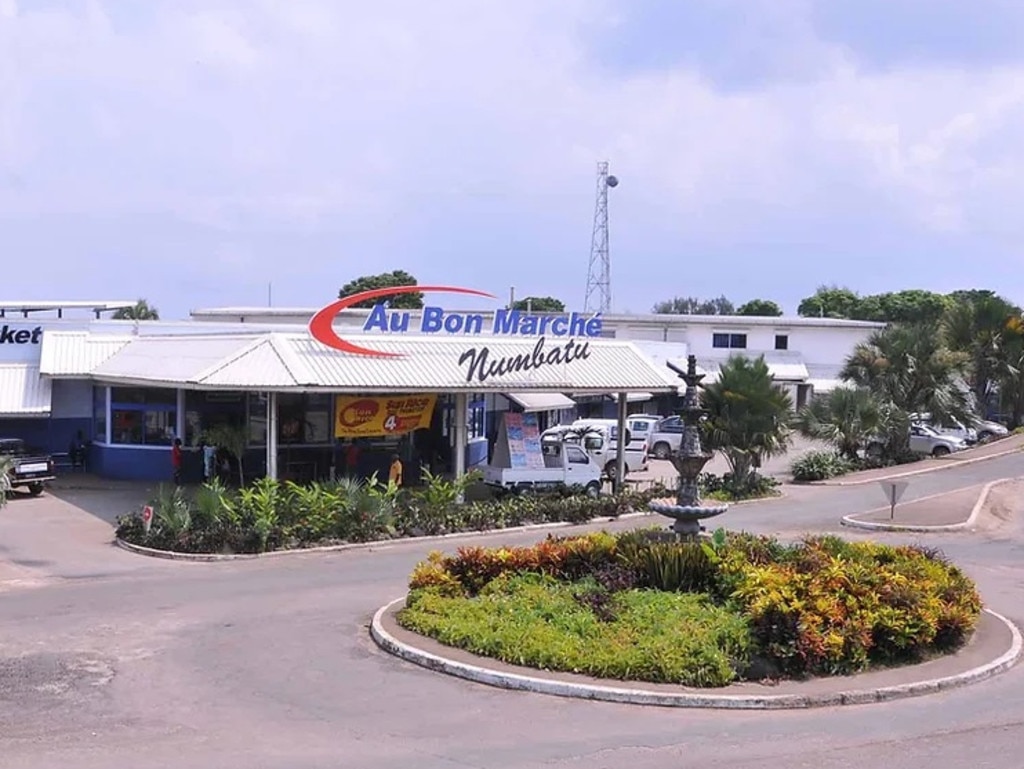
93, 386, 108, 443
110, 387, 177, 446
712, 333, 747, 349
277, 393, 333, 445
185, 390, 247, 446
468, 405, 486, 439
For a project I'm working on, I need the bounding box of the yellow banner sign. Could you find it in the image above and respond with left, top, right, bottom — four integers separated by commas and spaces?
334, 394, 437, 438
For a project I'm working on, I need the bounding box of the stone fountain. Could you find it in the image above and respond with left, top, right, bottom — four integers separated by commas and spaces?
648, 354, 729, 538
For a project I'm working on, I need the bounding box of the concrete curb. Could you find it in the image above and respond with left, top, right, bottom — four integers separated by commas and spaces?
840, 477, 1018, 533
111, 490, 786, 563
811, 443, 1021, 487
370, 599, 1023, 710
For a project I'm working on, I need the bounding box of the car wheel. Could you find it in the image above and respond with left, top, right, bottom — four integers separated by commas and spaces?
866, 443, 883, 460
932, 445, 951, 457
28, 482, 44, 496
585, 481, 601, 498
653, 442, 671, 460
978, 431, 993, 443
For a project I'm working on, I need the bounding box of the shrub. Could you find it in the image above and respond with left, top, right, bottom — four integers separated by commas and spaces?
400, 529, 983, 684
400, 573, 751, 687
789, 450, 855, 482
115, 478, 666, 555
699, 472, 780, 501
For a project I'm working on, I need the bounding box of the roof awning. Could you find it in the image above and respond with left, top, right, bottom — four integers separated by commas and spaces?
767, 361, 810, 381
63, 331, 678, 394
506, 392, 576, 412
0, 364, 52, 417
611, 392, 653, 402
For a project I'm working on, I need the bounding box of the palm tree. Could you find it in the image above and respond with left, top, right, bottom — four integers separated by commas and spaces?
941, 293, 1019, 407
0, 456, 12, 507
700, 355, 793, 490
841, 323, 974, 426
113, 299, 160, 321
201, 424, 249, 486
793, 386, 882, 460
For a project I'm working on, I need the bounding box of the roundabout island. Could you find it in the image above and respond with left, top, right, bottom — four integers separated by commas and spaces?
372, 527, 1021, 709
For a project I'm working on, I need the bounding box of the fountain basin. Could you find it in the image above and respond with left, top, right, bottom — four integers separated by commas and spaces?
648, 499, 729, 519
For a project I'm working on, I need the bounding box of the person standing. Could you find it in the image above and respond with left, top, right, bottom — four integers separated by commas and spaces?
200, 440, 216, 483
171, 438, 183, 485
345, 440, 361, 478
388, 453, 403, 488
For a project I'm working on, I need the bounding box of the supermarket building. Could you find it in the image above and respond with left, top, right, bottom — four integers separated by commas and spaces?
0, 297, 883, 482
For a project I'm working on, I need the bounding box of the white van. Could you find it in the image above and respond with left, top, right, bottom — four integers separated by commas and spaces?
561, 420, 650, 477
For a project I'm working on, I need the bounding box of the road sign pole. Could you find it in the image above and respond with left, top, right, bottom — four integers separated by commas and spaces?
878, 480, 909, 521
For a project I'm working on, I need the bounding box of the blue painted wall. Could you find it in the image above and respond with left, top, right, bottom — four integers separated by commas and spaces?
89, 444, 175, 481
0, 417, 93, 456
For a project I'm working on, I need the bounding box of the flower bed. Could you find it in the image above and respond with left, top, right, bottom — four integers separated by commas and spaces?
397, 530, 982, 687
114, 475, 670, 555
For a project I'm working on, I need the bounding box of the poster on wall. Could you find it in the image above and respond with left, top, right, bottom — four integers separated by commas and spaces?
504, 412, 527, 468
334, 394, 437, 438
520, 414, 545, 469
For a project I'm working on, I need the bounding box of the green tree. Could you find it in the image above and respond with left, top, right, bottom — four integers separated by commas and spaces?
797, 285, 860, 319
736, 299, 783, 317
339, 270, 423, 309
0, 455, 11, 507
652, 295, 735, 315
113, 299, 160, 320
511, 296, 565, 312
941, 291, 1021, 407
793, 387, 883, 460
996, 316, 1024, 427
201, 424, 249, 487
840, 323, 974, 427
853, 290, 952, 324
700, 355, 793, 489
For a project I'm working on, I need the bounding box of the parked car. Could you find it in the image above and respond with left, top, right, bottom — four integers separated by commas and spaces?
867, 424, 968, 459
0, 438, 56, 497
909, 413, 979, 445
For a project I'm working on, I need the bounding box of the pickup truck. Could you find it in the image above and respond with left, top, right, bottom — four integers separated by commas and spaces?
481, 440, 603, 496
0, 438, 56, 497
567, 419, 650, 476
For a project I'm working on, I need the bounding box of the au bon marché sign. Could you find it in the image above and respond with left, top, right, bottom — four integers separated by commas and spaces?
308, 286, 603, 384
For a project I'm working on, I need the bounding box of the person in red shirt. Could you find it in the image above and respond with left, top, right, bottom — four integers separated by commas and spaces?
171, 438, 183, 485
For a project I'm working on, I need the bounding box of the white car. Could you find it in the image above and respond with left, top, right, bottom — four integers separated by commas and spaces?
910, 413, 1009, 445
869, 424, 968, 458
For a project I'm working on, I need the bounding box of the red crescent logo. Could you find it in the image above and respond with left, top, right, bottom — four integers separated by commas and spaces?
308, 285, 498, 358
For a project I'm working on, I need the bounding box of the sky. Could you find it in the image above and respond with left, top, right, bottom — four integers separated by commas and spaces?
2, 0, 1024, 319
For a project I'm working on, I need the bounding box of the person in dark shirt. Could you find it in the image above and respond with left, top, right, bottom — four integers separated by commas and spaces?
171, 438, 183, 485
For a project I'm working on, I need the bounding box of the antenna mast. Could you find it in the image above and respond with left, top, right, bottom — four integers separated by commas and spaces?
583, 161, 617, 314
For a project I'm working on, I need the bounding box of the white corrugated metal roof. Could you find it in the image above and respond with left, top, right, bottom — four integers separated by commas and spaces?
66, 332, 677, 393
90, 335, 257, 385
506, 392, 576, 412
767, 360, 810, 381
0, 364, 52, 416
39, 331, 134, 377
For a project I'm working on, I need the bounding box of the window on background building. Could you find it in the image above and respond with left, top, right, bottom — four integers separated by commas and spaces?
775, 334, 789, 351
109, 387, 177, 446
712, 333, 747, 349
93, 386, 107, 443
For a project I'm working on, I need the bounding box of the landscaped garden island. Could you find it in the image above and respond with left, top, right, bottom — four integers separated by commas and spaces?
396, 529, 982, 688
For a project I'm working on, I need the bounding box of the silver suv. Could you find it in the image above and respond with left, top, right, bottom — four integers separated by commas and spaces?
867, 423, 968, 459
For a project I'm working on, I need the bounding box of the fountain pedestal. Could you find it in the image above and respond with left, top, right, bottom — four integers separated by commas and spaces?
648, 354, 728, 538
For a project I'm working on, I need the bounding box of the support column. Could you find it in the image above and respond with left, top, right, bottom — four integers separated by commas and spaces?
615, 392, 628, 493
453, 392, 468, 503
266, 392, 279, 481
176, 389, 186, 443
104, 386, 112, 444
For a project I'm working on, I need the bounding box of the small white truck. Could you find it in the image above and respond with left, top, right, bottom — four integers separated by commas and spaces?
481, 440, 603, 496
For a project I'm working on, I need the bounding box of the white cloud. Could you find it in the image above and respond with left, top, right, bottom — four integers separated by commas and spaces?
1, 0, 1023, 246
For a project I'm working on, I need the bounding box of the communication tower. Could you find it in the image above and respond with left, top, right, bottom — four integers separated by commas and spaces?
583, 161, 617, 314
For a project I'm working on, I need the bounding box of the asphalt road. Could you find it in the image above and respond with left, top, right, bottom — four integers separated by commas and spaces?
1, 451, 1023, 769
